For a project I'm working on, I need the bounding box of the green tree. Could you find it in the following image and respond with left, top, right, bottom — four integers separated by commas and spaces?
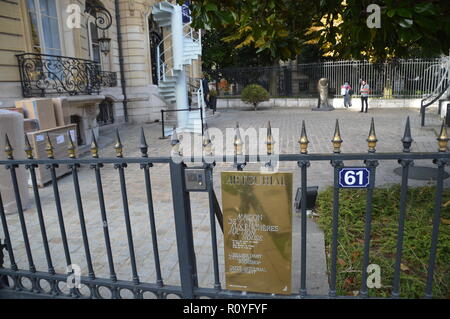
183, 0, 450, 63
309, 0, 450, 62
184, 0, 319, 63
202, 28, 273, 74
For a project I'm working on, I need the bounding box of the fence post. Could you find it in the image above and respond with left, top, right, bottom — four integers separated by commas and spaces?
169, 160, 198, 299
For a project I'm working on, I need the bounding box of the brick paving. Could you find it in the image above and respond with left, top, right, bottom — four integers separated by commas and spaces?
0, 107, 448, 297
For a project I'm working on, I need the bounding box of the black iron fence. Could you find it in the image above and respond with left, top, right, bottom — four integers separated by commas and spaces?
0, 118, 449, 299
16, 53, 118, 98
212, 58, 448, 99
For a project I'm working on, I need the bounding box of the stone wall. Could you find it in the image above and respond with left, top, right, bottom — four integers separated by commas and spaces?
217, 97, 430, 111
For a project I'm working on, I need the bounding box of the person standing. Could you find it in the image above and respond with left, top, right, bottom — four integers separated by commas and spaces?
341, 81, 352, 108
201, 75, 210, 109
360, 80, 370, 113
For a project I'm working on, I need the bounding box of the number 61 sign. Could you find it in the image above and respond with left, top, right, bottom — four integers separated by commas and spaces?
339, 168, 371, 188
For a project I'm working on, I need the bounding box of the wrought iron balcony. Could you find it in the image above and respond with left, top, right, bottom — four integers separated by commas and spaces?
16, 53, 118, 98
99, 71, 118, 88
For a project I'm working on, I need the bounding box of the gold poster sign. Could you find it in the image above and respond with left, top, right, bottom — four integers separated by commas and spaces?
221, 172, 293, 295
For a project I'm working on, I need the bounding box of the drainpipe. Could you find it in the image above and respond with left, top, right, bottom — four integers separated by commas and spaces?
115, 0, 128, 122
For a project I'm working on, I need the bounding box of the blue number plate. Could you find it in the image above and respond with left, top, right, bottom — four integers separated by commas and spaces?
339, 167, 371, 188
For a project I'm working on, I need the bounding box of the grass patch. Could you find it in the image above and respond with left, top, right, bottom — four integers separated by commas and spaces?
315, 185, 450, 298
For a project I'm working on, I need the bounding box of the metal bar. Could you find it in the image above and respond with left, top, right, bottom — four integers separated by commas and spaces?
298, 160, 309, 297
115, 163, 140, 285
0, 190, 17, 271
200, 107, 204, 136
212, 190, 224, 232
47, 163, 72, 268
329, 160, 343, 297
359, 160, 378, 297
391, 160, 412, 298
26, 164, 55, 275
92, 163, 117, 283
169, 161, 198, 299
424, 159, 448, 298
2, 152, 450, 167
70, 164, 96, 280
205, 164, 221, 290
161, 110, 165, 139
141, 163, 164, 287
7, 164, 35, 273
0, 268, 182, 296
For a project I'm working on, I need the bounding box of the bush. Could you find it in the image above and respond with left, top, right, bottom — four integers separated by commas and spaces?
241, 84, 270, 111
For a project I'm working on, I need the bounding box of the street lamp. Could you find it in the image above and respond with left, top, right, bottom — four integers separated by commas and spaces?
99, 33, 111, 55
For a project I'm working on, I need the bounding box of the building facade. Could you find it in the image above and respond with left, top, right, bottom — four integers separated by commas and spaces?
0, 0, 202, 136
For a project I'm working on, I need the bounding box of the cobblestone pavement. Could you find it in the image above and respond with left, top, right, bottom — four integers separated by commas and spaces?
1, 108, 448, 297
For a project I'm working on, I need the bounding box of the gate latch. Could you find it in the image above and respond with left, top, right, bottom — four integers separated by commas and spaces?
185, 168, 207, 192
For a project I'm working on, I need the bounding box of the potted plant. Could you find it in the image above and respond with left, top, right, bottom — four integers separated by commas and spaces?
241, 84, 270, 111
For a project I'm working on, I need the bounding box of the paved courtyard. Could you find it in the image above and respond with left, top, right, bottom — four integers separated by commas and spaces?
1, 107, 448, 297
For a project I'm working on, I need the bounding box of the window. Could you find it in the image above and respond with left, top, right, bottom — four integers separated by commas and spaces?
88, 22, 101, 63
26, 0, 62, 56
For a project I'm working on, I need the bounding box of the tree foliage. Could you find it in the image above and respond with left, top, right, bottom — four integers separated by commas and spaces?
182, 0, 450, 64
201, 28, 274, 74
309, 0, 450, 61
183, 0, 318, 62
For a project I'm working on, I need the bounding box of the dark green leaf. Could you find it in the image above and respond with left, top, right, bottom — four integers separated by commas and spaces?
396, 8, 413, 19
398, 19, 413, 28
205, 3, 218, 12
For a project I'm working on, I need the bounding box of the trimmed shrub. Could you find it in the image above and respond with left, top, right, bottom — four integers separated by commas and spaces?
241, 84, 270, 111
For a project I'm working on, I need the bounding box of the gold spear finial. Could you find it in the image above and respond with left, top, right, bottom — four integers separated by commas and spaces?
5, 134, 13, 160
367, 118, 378, 153
234, 122, 243, 156
90, 130, 99, 158
114, 129, 123, 158
24, 134, 33, 159
332, 119, 343, 154
437, 119, 449, 152
67, 132, 76, 159
266, 121, 275, 155
45, 133, 54, 159
299, 120, 309, 154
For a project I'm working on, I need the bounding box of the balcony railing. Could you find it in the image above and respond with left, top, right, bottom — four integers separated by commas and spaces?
16, 53, 118, 98
99, 71, 118, 88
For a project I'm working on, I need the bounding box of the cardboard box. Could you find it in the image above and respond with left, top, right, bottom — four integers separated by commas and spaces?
27, 124, 78, 187
5, 107, 24, 115
24, 119, 39, 133
52, 98, 67, 127
16, 98, 57, 130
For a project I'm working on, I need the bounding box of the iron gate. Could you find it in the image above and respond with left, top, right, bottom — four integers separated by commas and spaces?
0, 118, 448, 299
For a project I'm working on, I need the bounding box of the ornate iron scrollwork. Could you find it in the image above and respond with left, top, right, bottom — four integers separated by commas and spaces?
100, 71, 118, 88
16, 53, 118, 97
85, 3, 113, 30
